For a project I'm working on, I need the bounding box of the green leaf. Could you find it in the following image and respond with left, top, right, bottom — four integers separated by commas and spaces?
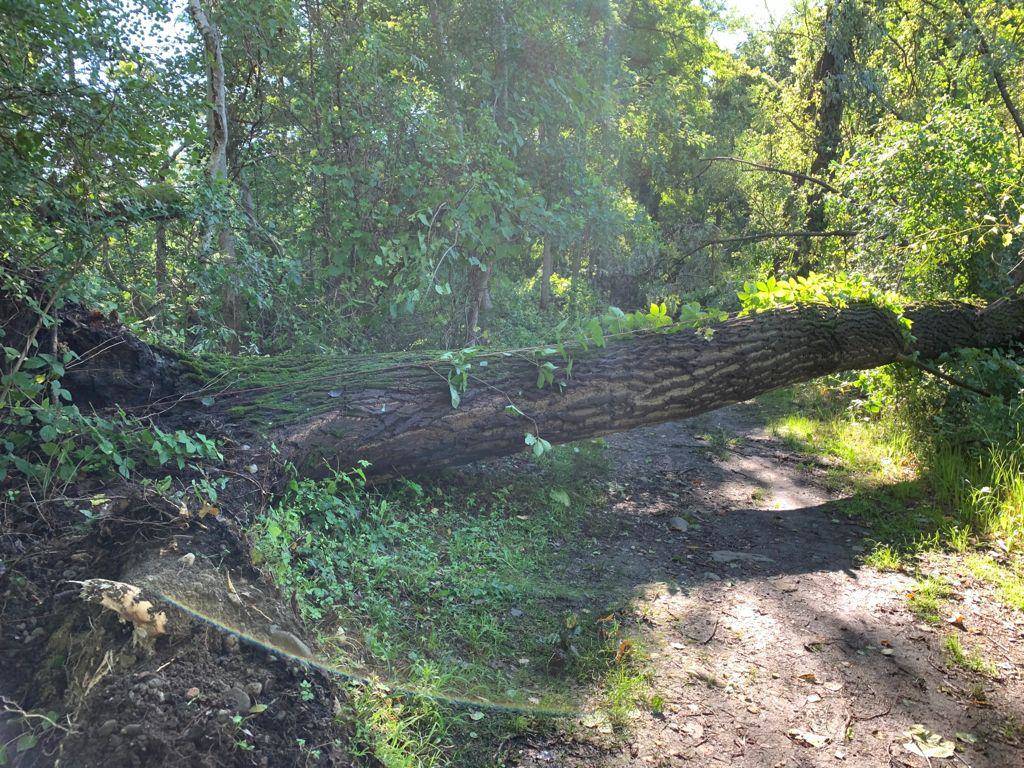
549, 488, 571, 507
449, 384, 461, 409
16, 733, 36, 753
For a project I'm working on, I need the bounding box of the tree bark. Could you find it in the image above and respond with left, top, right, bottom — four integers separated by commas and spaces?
188, 0, 242, 354
540, 238, 554, 310
43, 294, 1023, 481
798, 0, 854, 273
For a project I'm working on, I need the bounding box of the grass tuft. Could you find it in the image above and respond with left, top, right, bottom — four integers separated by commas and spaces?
907, 576, 952, 624
942, 633, 997, 678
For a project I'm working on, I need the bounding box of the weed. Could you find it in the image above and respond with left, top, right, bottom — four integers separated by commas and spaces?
863, 544, 903, 571
250, 441, 632, 765
696, 429, 741, 459
942, 634, 997, 677
907, 576, 952, 624
600, 658, 650, 729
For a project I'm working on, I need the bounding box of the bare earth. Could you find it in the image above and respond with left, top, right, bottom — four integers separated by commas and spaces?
512, 405, 1024, 768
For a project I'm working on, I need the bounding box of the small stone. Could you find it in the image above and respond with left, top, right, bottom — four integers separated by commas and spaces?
246, 464, 258, 474
178, 552, 196, 567
668, 516, 689, 532
509, 607, 524, 618
223, 634, 240, 653
98, 719, 118, 737
215, 709, 231, 724
244, 682, 263, 697
225, 687, 252, 713
267, 627, 312, 659
185, 687, 201, 700
122, 724, 143, 738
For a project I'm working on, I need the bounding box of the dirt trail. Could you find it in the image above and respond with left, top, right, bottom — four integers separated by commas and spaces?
514, 405, 1024, 768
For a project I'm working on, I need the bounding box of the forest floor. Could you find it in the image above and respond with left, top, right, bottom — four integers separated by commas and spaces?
3, 396, 1023, 767
507, 402, 1024, 768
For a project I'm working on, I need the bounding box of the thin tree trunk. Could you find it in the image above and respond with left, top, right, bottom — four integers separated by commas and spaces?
540, 238, 554, 310
797, 0, 852, 273
466, 260, 490, 342
956, 0, 1024, 141
188, 0, 241, 354
154, 223, 168, 305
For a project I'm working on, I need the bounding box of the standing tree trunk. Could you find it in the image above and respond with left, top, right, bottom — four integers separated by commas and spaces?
188, 0, 242, 354
466, 259, 490, 342
540, 238, 554, 310
797, 0, 854, 274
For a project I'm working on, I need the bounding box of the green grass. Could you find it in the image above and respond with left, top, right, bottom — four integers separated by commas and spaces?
964, 554, 1024, 611
766, 411, 913, 487
696, 428, 742, 459
250, 440, 650, 766
907, 576, 952, 624
942, 633, 997, 677
863, 544, 903, 572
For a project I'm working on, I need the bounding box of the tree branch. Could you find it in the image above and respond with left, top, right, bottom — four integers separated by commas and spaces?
698, 156, 841, 194
684, 230, 858, 256
955, 0, 1024, 140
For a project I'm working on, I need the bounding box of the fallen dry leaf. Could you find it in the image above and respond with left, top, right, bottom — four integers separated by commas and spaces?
903, 724, 955, 759
198, 502, 219, 519
615, 639, 634, 663
787, 728, 828, 748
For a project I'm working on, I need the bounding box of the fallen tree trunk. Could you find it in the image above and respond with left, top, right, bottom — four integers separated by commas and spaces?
31, 295, 1024, 479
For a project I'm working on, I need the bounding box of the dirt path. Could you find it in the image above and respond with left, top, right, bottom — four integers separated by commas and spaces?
513, 405, 1024, 768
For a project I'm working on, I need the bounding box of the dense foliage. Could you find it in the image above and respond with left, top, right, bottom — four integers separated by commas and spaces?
4, 0, 1022, 348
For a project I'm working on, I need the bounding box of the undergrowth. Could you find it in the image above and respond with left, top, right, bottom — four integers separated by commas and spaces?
250, 441, 650, 767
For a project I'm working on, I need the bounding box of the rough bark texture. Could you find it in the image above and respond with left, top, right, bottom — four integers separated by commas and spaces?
27, 295, 1024, 480
263, 298, 1023, 478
